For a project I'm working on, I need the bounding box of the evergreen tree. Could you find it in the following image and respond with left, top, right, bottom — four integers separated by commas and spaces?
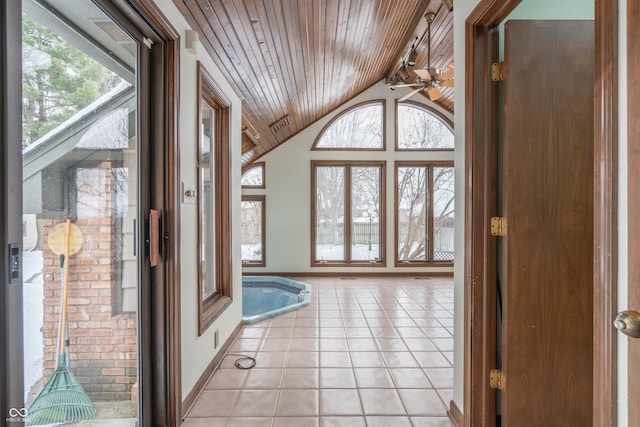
22, 14, 121, 147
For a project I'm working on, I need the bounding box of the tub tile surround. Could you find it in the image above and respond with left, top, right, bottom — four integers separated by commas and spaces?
184, 277, 454, 427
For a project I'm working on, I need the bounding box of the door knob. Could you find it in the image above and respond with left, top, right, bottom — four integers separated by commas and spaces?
614, 310, 640, 338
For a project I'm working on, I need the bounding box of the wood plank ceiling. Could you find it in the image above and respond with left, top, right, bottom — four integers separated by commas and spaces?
173, 0, 454, 165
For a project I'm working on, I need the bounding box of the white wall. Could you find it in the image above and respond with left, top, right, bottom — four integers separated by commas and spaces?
153, 0, 245, 401
452, 0, 478, 411
242, 81, 455, 274
504, 0, 594, 21
452, 0, 595, 413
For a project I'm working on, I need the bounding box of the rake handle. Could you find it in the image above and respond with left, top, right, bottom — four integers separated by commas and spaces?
59, 219, 72, 355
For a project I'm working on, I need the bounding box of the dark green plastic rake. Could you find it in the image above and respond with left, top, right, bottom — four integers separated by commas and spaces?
26, 219, 96, 425
25, 354, 97, 425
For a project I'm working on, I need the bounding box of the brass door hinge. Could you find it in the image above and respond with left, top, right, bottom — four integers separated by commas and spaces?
491, 217, 507, 236
490, 369, 506, 390
492, 62, 505, 81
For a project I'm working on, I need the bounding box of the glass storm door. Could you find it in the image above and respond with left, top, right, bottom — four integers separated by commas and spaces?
16, 1, 145, 424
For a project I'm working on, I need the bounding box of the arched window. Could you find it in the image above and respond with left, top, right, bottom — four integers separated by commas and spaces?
312, 101, 384, 150
241, 162, 265, 188
397, 102, 453, 150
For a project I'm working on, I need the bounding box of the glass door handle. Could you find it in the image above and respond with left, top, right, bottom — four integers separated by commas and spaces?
614, 310, 640, 338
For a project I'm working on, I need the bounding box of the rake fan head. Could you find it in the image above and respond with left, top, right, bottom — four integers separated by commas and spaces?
26, 363, 96, 426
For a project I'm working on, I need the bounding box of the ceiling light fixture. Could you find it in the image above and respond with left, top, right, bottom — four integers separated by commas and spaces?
397, 66, 411, 81
407, 49, 418, 67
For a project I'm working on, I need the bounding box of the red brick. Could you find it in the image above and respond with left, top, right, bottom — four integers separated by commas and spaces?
114, 360, 136, 368
89, 329, 113, 337
100, 352, 125, 360
67, 298, 91, 305
76, 352, 103, 360
102, 368, 125, 376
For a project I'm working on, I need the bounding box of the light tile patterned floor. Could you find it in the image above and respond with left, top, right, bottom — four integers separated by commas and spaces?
184, 277, 455, 427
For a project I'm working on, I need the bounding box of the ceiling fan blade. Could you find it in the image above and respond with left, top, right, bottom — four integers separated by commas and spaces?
440, 67, 454, 81
427, 86, 443, 101
389, 83, 422, 89
440, 80, 454, 88
413, 69, 432, 81
399, 87, 424, 102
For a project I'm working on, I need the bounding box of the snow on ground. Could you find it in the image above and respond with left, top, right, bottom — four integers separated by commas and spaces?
317, 244, 380, 261
22, 250, 44, 400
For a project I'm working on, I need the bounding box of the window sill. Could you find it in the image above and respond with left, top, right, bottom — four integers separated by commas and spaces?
198, 294, 232, 336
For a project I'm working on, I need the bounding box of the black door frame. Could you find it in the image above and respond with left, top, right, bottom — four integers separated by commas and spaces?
1, 0, 25, 420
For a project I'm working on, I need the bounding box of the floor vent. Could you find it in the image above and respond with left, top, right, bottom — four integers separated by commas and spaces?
414, 277, 431, 280
340, 277, 357, 280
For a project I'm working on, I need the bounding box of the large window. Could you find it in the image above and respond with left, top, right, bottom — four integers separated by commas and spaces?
396, 162, 454, 265
241, 162, 265, 188
396, 102, 454, 150
312, 161, 385, 265
197, 62, 232, 335
312, 101, 385, 150
241, 195, 265, 266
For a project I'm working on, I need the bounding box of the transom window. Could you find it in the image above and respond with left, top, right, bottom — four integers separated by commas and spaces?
395, 162, 454, 265
312, 101, 385, 150
397, 102, 454, 150
241, 162, 265, 188
312, 161, 385, 265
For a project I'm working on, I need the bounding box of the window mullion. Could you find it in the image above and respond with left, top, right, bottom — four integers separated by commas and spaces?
427, 166, 434, 262
344, 164, 352, 263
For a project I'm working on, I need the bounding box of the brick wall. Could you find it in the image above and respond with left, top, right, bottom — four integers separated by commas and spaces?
40, 164, 137, 402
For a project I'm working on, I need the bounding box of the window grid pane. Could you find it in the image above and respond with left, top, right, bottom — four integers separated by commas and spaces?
241, 200, 263, 262
315, 103, 383, 149
397, 104, 454, 149
397, 166, 428, 262
241, 164, 263, 187
351, 166, 381, 261
433, 167, 455, 261
315, 166, 345, 261
200, 101, 216, 298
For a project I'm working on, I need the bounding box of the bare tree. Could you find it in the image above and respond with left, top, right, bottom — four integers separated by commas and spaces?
316, 104, 383, 148
316, 166, 345, 249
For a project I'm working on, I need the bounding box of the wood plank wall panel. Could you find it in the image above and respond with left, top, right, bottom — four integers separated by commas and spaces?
174, 0, 455, 164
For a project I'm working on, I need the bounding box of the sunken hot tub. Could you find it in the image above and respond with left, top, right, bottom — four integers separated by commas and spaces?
242, 276, 311, 324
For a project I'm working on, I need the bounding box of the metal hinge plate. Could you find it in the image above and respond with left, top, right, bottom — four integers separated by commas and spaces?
491, 217, 507, 236
492, 62, 505, 81
490, 369, 506, 390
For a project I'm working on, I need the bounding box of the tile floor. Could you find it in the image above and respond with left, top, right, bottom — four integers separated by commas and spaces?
183, 277, 455, 427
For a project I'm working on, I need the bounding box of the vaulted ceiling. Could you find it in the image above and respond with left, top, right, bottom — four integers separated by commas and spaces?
173, 0, 454, 165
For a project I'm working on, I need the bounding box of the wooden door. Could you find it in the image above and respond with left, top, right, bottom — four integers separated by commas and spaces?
501, 20, 594, 426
